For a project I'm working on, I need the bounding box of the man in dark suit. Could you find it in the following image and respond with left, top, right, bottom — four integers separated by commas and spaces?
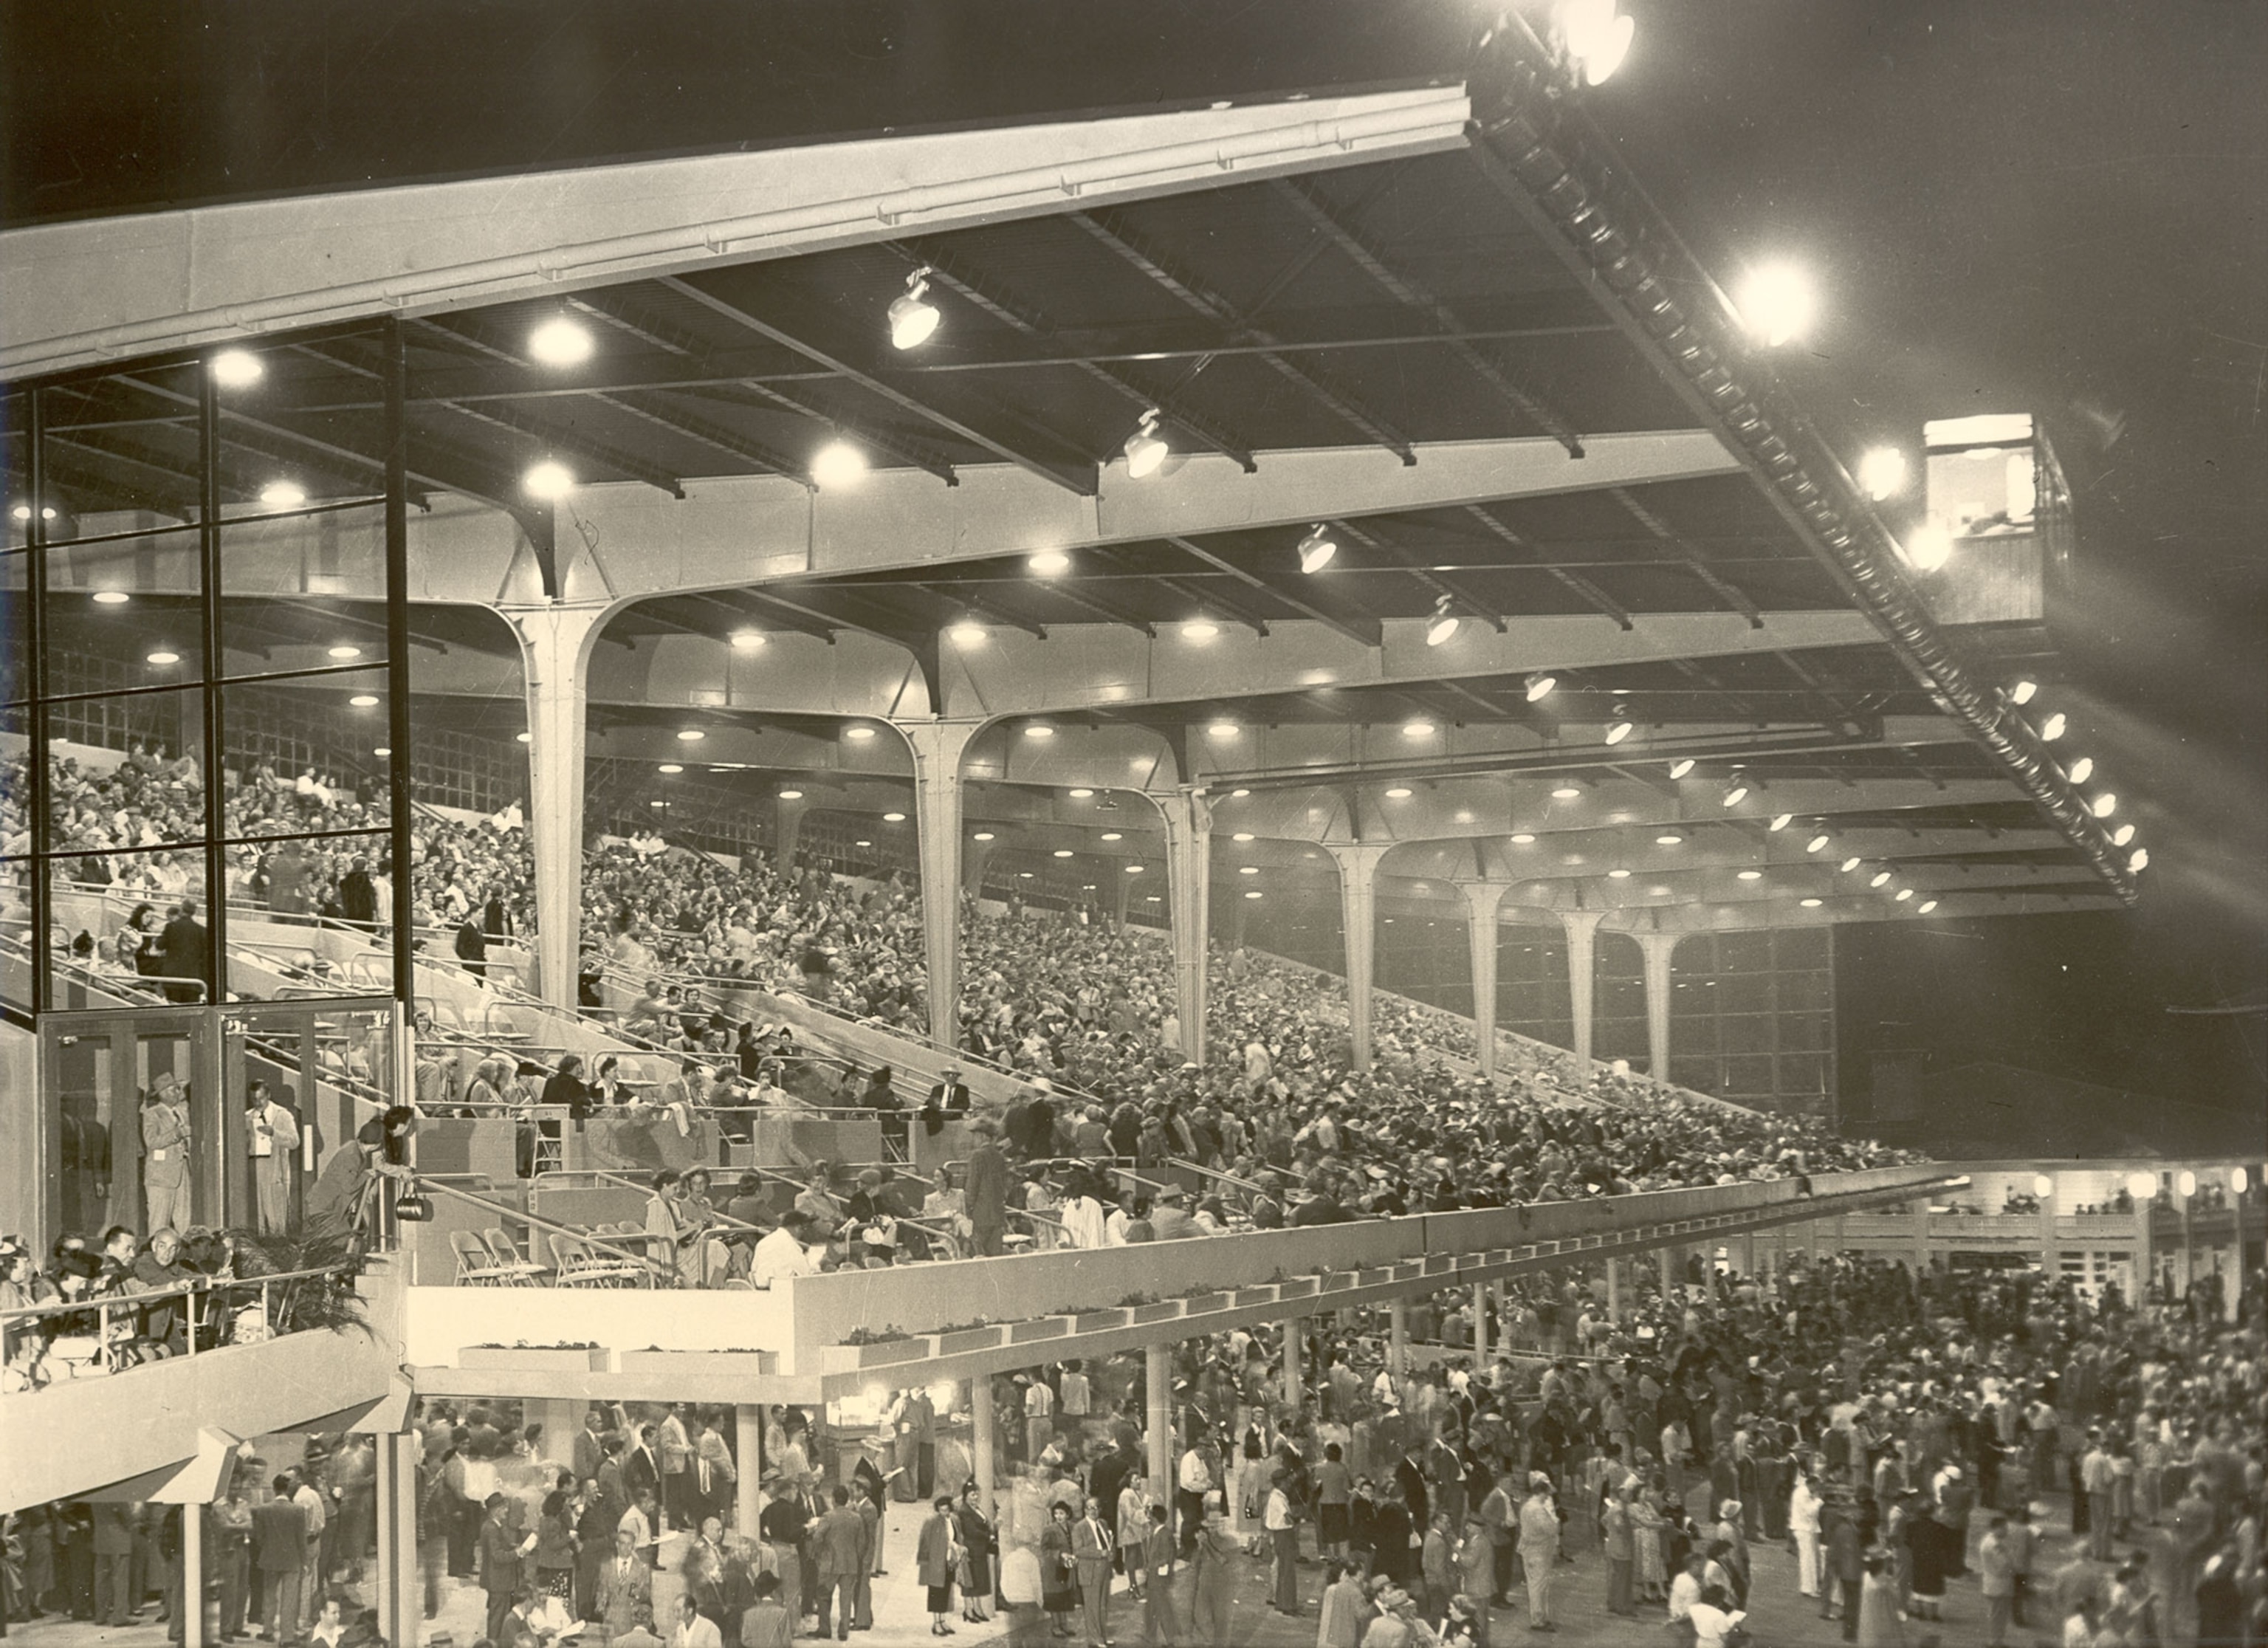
924, 1066, 971, 1119
340, 861, 378, 930
477, 1493, 523, 1645
156, 900, 209, 1004
574, 1409, 613, 1486
964, 1119, 1011, 1257
624, 1424, 663, 1507
252, 1478, 309, 1644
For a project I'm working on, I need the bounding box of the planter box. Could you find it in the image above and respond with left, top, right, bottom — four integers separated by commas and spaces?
619, 1349, 770, 1375
1233, 1286, 1279, 1308
460, 1345, 610, 1373
1319, 1272, 1355, 1293
942, 1327, 1007, 1355
856, 1337, 934, 1369
1073, 1311, 1130, 1336
1180, 1292, 1228, 1316
1355, 1268, 1398, 1290
1278, 1276, 1319, 1298
1010, 1317, 1071, 1344
1127, 1302, 1183, 1326
1393, 1262, 1427, 1282
1421, 1255, 1454, 1275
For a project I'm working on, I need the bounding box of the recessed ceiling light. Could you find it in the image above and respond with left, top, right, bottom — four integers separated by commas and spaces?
1668, 758, 1694, 779
1737, 869, 1763, 880
1231, 788, 1250, 798
1403, 720, 1437, 739
2010, 679, 2038, 705
1870, 871, 1892, 888
1841, 856, 1862, 873
1511, 833, 1536, 845
1182, 620, 1220, 642
2128, 848, 2148, 871
676, 728, 705, 742
1721, 783, 1750, 808
2066, 756, 2094, 784
1206, 721, 1239, 738
730, 631, 766, 652
1028, 550, 1070, 577
1917, 899, 1938, 913
92, 590, 131, 605
1384, 786, 1413, 799
972, 831, 995, 842
649, 799, 667, 808
528, 317, 594, 366
1243, 889, 1262, 900
1101, 831, 1122, 842
1768, 813, 1793, 831
1023, 724, 1055, 739
2089, 792, 2117, 819
1894, 887, 1914, 902
811, 440, 868, 489
2040, 712, 2067, 741
2111, 824, 2135, 846
1800, 897, 1824, 908
858, 840, 875, 849
1124, 864, 1144, 874
210, 349, 264, 388
883, 811, 907, 823
658, 763, 684, 775
1237, 865, 1258, 876
1551, 785, 1583, 800
261, 481, 308, 509
145, 649, 180, 665
516, 731, 532, 744
373, 746, 391, 758
777, 787, 802, 799
1053, 848, 1073, 858
1608, 868, 1632, 879
348, 693, 379, 707
845, 726, 877, 741
1068, 787, 1094, 798
523, 459, 574, 500
1807, 833, 1831, 854
948, 621, 986, 648
1656, 834, 1684, 846
327, 644, 362, 660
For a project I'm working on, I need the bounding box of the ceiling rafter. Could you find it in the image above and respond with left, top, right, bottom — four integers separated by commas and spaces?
1332, 516, 1507, 631
658, 274, 1096, 493
918, 583, 1047, 639
1607, 487, 1765, 628
1273, 175, 1586, 456
1460, 504, 1634, 629
1154, 571, 1270, 636
1069, 207, 1419, 463
889, 238, 1260, 473
1164, 535, 1382, 648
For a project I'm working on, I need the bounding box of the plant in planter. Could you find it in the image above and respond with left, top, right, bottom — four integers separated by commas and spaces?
842, 1324, 913, 1345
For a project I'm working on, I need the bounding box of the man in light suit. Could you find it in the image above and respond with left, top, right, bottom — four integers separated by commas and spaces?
142, 1075, 193, 1233
1073, 1494, 1116, 1647
594, 1526, 652, 1648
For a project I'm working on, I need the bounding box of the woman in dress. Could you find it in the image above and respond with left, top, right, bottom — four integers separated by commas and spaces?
1856, 1553, 1907, 1647
953, 1482, 994, 1625
1631, 1487, 1669, 1603
532, 1491, 578, 1601
915, 1495, 961, 1638
1039, 1502, 1079, 1639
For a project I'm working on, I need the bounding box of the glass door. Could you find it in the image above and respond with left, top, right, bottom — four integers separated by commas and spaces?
38, 1006, 217, 1250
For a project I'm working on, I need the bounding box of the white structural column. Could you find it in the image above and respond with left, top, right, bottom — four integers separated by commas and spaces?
972, 1376, 997, 1528
508, 603, 609, 1008
1460, 881, 1509, 1079
902, 720, 983, 1049
735, 1407, 763, 1537
1159, 789, 1214, 1065
1328, 844, 1392, 1071
1635, 931, 1680, 1082
1388, 1300, 1408, 1377
1561, 909, 1606, 1068
775, 794, 808, 864
1147, 1342, 1174, 1497
1282, 1317, 1304, 1407
373, 1433, 419, 1648
182, 1504, 203, 1648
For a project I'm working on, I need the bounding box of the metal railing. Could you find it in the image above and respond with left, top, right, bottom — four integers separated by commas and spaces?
0, 1260, 362, 1393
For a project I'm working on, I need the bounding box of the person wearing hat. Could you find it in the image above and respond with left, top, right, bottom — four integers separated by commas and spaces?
141, 1071, 193, 1234
963, 1118, 1011, 1256
925, 1065, 970, 1120
1516, 1474, 1561, 1632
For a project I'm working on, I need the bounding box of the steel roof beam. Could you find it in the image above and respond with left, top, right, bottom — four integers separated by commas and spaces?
1273, 175, 1584, 455
1609, 487, 1764, 628
1164, 535, 1382, 648
1070, 208, 1420, 464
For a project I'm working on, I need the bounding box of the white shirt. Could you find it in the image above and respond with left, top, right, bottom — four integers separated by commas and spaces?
750, 1229, 819, 1286
1059, 1371, 1091, 1416
1263, 1489, 1295, 1532
673, 1615, 723, 1648
1178, 1449, 1212, 1494
1000, 1545, 1044, 1607
1690, 1602, 1746, 1647
1667, 1570, 1702, 1620
247, 1100, 298, 1159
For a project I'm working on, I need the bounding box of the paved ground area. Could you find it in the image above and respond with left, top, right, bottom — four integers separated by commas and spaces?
7, 1487, 2182, 1648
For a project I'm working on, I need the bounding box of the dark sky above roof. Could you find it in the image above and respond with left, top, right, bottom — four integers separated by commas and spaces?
4, 0, 2260, 1105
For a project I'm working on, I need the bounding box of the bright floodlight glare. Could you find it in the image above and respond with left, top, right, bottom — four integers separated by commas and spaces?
1181, 619, 1220, 642
1807, 833, 1831, 854
1296, 524, 1338, 574
1403, 720, 1437, 738
2032, 1173, 2055, 1198
1523, 672, 1556, 702
1023, 724, 1055, 740
887, 269, 941, 351
523, 459, 574, 500
2067, 756, 2095, 784
1207, 721, 1240, 739
210, 349, 264, 388
729, 630, 766, 652
146, 650, 179, 665
2112, 823, 2135, 846
348, 693, 379, 707
1870, 871, 1892, 888
2229, 1167, 2248, 1195
1668, 758, 1695, 779
1604, 720, 1632, 746
1028, 550, 1070, 577
1769, 813, 1793, 831
1841, 856, 1863, 873
1734, 260, 1818, 349
528, 317, 594, 367
1904, 525, 1953, 572
948, 621, 986, 648
811, 440, 868, 490
2128, 847, 2148, 871
1857, 446, 1908, 501
2010, 679, 2038, 705
1123, 409, 1169, 478
2125, 1171, 2157, 1201
2091, 792, 2117, 818
92, 590, 130, 605
2179, 1170, 2198, 1198
2040, 712, 2067, 741
1721, 783, 1750, 808
1426, 603, 1460, 647
1559, 0, 1635, 84
10, 503, 28, 521
1384, 786, 1413, 799
260, 480, 308, 509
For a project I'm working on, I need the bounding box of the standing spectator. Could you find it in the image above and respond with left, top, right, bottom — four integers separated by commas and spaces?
244, 1079, 299, 1235
141, 1074, 193, 1234
156, 900, 208, 1003
252, 1477, 309, 1647
1516, 1474, 1561, 1632
1073, 1493, 1115, 1644
914, 1494, 963, 1641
